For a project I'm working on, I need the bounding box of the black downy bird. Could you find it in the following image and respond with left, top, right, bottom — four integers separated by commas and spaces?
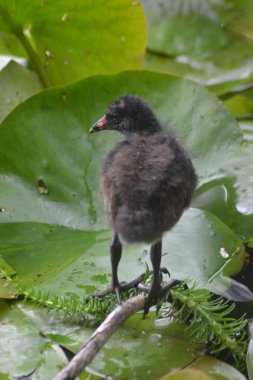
89, 95, 197, 314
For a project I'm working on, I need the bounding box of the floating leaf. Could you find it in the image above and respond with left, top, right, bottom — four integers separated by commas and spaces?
0, 61, 42, 123
0, 0, 146, 86
0, 72, 246, 299
143, 0, 253, 89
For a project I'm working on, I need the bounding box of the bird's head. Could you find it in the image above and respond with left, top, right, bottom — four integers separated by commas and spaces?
89, 95, 161, 136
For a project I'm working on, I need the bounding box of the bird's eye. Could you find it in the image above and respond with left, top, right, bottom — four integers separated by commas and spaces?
107, 112, 118, 122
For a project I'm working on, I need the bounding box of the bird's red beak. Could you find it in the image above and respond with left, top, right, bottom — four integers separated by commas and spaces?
89, 115, 107, 133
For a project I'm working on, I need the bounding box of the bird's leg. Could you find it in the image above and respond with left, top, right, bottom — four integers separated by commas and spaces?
91, 233, 122, 301
91, 234, 179, 310
109, 233, 148, 301
110, 233, 122, 303
144, 240, 162, 315
141, 241, 181, 315
91, 233, 149, 300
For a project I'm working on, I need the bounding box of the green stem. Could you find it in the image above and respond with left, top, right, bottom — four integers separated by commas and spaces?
0, 5, 51, 88
16, 29, 51, 88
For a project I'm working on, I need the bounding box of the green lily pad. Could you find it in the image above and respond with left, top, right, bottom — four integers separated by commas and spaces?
161, 356, 247, 380
193, 78, 253, 241
25, 303, 201, 379
192, 175, 253, 241
0, 60, 43, 123
0, 300, 68, 378
0, 71, 246, 299
144, 51, 253, 98
143, 0, 228, 56
191, 356, 248, 380
0, 255, 16, 298
0, 0, 146, 85
0, 72, 249, 378
224, 95, 253, 118
0, 374, 10, 380
0, 71, 242, 228
0, 222, 112, 296
88, 313, 198, 380
193, 119, 253, 241
0, 207, 244, 298
0, 70, 250, 379
142, 0, 253, 89
0, 300, 201, 379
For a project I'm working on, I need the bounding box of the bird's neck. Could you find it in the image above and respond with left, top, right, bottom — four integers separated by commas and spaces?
124, 127, 162, 142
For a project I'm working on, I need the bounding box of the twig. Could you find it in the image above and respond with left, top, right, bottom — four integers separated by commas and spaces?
54, 295, 145, 380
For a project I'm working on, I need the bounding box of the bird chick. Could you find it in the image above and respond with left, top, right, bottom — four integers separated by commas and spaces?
89, 95, 197, 314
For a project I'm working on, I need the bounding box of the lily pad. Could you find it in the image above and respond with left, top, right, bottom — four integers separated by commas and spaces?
143, 0, 253, 89
0, 301, 200, 379
0, 71, 242, 229
0, 303, 66, 378
0, 70, 249, 379
161, 356, 247, 380
0, 0, 146, 85
0, 256, 16, 298
193, 120, 253, 241
143, 0, 227, 56
0, 208, 244, 299
0, 60, 42, 123
0, 71, 246, 299
0, 301, 68, 378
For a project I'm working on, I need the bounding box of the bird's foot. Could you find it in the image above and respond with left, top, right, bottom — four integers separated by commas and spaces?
90, 272, 147, 303
90, 284, 124, 304
90, 267, 176, 313
138, 279, 181, 316
160, 266, 170, 278
143, 282, 162, 316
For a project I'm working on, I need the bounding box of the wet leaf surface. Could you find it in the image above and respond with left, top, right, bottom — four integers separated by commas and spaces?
0, 71, 251, 379
143, 0, 253, 91
0, 61, 42, 123
0, 0, 146, 85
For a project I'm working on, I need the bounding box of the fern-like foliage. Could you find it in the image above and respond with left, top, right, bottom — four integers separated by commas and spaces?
0, 267, 249, 370
167, 284, 248, 371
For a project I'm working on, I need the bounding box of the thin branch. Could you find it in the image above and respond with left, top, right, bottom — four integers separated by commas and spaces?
54, 295, 145, 380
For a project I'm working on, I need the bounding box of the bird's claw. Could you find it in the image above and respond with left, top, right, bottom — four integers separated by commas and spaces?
90, 273, 147, 302
141, 279, 181, 317
90, 269, 180, 317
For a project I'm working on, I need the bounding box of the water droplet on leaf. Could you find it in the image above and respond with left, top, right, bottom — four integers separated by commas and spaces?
150, 333, 162, 343
61, 13, 68, 22
44, 49, 54, 58
220, 247, 229, 259
24, 26, 32, 39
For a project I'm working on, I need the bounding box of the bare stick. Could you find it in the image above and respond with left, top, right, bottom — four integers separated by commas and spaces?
54, 295, 145, 380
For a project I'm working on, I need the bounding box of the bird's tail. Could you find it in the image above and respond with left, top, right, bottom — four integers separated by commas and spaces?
114, 205, 159, 244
